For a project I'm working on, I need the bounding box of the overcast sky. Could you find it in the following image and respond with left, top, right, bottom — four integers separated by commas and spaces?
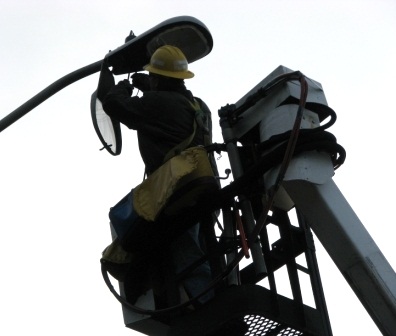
1, 1, 395, 335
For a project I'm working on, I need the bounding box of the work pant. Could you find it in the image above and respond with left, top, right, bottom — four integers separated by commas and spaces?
171, 223, 214, 305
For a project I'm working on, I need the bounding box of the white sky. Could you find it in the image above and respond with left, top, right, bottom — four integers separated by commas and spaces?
1, 1, 395, 335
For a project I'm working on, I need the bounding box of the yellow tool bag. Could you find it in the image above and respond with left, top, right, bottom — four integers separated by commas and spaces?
134, 146, 216, 221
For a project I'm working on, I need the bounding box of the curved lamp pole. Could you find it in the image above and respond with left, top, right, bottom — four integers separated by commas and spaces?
0, 60, 102, 133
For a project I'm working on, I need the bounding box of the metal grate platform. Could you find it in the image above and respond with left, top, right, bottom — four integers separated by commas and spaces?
245, 315, 304, 335
166, 285, 325, 336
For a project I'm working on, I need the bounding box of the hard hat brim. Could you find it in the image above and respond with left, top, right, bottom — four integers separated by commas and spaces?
143, 64, 194, 79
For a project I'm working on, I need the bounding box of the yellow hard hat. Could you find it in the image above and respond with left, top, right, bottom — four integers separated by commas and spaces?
143, 45, 194, 79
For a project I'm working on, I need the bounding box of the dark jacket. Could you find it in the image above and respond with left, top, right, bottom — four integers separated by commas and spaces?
102, 80, 215, 175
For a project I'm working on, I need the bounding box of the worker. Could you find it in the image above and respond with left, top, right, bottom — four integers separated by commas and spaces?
102, 45, 218, 306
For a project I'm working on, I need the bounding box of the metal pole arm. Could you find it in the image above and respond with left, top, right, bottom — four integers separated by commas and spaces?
283, 179, 396, 336
0, 60, 102, 133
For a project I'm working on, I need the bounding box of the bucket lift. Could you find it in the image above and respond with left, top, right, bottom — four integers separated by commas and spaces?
101, 64, 396, 335
103, 64, 396, 335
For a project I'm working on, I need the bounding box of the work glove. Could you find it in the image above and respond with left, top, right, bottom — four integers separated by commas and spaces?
117, 79, 134, 96
132, 73, 150, 92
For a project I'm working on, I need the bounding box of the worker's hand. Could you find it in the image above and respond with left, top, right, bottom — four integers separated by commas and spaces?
117, 79, 134, 96
132, 73, 150, 92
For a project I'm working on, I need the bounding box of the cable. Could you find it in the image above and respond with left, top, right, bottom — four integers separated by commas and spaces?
232, 71, 305, 120
246, 73, 308, 245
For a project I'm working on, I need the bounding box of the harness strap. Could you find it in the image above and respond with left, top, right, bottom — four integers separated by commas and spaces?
162, 98, 205, 163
